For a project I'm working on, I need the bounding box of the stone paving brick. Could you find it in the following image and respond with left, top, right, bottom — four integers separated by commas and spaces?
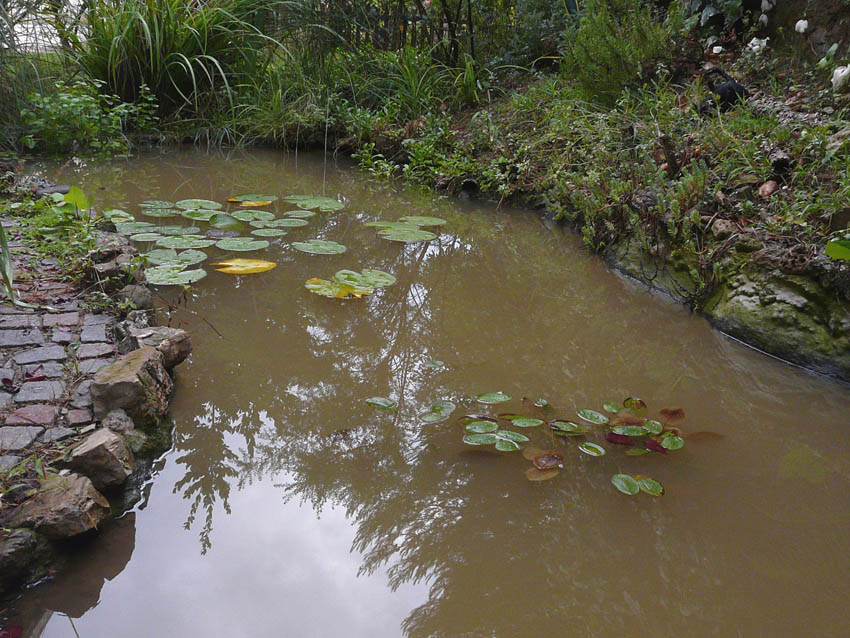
40, 427, 76, 443
0, 315, 40, 329
14, 380, 65, 403
82, 314, 113, 326
5, 404, 57, 426
24, 362, 65, 379
0, 367, 14, 383
14, 345, 67, 365
0, 329, 45, 347
79, 358, 109, 375
0, 392, 10, 409
0, 454, 22, 470
52, 329, 74, 344
77, 342, 115, 359
0, 426, 44, 451
42, 312, 79, 327
70, 380, 92, 408
80, 324, 107, 343
67, 408, 92, 426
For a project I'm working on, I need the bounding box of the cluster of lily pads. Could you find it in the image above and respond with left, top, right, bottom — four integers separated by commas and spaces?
364, 215, 446, 243
306, 269, 396, 299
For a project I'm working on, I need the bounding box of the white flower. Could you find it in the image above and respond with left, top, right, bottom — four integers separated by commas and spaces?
795, 19, 809, 33
712, 46, 724, 54
747, 37, 769, 54
832, 66, 850, 92
761, 0, 774, 12
758, 13, 769, 27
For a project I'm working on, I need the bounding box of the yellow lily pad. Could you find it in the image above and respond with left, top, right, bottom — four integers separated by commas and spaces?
211, 258, 277, 274
239, 200, 273, 207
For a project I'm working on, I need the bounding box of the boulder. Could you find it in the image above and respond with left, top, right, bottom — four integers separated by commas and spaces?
117, 284, 154, 311
90, 347, 173, 427
102, 408, 148, 454
117, 326, 192, 369
0, 528, 55, 595
59, 429, 134, 491
9, 473, 111, 539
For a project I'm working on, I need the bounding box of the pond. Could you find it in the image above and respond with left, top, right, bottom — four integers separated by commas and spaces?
5, 148, 850, 637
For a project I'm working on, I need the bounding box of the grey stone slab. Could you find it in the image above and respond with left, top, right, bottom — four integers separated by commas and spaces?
0, 392, 10, 408
42, 312, 79, 327
67, 408, 92, 426
14, 345, 67, 365
24, 362, 65, 379
71, 380, 92, 408
40, 427, 76, 443
77, 342, 115, 359
0, 329, 45, 347
79, 358, 109, 375
14, 380, 65, 403
80, 324, 107, 343
52, 329, 74, 344
5, 404, 57, 426
82, 314, 113, 326
0, 454, 22, 470
0, 426, 44, 451
0, 315, 40, 329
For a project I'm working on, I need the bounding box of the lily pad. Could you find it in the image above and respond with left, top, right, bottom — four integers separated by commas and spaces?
424, 360, 444, 369
511, 418, 544, 428
476, 391, 511, 404
215, 237, 270, 252
145, 265, 207, 286
623, 397, 647, 412
156, 236, 216, 249
399, 215, 447, 227
292, 239, 347, 255
284, 195, 344, 211
140, 200, 174, 208
533, 398, 549, 408
366, 397, 397, 412
463, 433, 499, 446
251, 228, 287, 237
305, 278, 368, 299
612, 425, 648, 437
232, 210, 276, 222
239, 200, 273, 207
103, 209, 134, 222
550, 420, 589, 435
418, 400, 456, 424
578, 442, 606, 456
209, 213, 242, 230
155, 225, 202, 236
115, 221, 155, 235
129, 233, 163, 242
465, 420, 498, 434
660, 434, 684, 450
265, 218, 309, 228
284, 209, 315, 218
603, 402, 622, 413
379, 227, 437, 243
625, 448, 650, 456
140, 208, 181, 218
360, 269, 396, 287
577, 409, 609, 425
176, 199, 222, 211
182, 209, 218, 221
644, 420, 663, 435
611, 473, 640, 495
637, 477, 664, 496
228, 194, 278, 203
364, 221, 419, 230
212, 258, 277, 274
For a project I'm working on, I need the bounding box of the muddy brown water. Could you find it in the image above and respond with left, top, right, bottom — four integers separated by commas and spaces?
4, 148, 850, 637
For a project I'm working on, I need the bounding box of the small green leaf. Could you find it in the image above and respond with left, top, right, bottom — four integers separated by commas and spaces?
129, 233, 163, 242
550, 420, 589, 435
292, 239, 347, 254
661, 434, 684, 450
232, 210, 276, 222
176, 199, 222, 210
625, 448, 650, 456
284, 195, 344, 211
182, 209, 218, 221
209, 213, 242, 230
612, 425, 648, 437
419, 400, 456, 423
577, 409, 609, 425
251, 228, 287, 237
398, 215, 447, 227
637, 477, 664, 496
63, 186, 89, 210
360, 269, 396, 287
603, 402, 622, 413
465, 420, 498, 434
623, 397, 647, 412
366, 397, 397, 412
644, 420, 663, 435
533, 397, 549, 408
215, 237, 270, 252
265, 218, 309, 228
495, 430, 529, 443
826, 239, 850, 261
155, 225, 202, 236
463, 433, 498, 446
115, 221, 155, 235
611, 473, 640, 495
578, 442, 606, 456
476, 391, 511, 404
140, 207, 181, 218
511, 418, 544, 428
146, 266, 206, 286
140, 200, 174, 208
495, 439, 521, 452
156, 236, 216, 249
379, 227, 437, 243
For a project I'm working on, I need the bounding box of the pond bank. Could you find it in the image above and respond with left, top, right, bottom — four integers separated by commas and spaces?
0, 184, 192, 598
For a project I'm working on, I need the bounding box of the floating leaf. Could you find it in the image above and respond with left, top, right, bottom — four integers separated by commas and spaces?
623, 397, 647, 412
458, 414, 497, 425
578, 441, 606, 456
115, 221, 155, 235
140, 200, 174, 208
209, 213, 241, 230
212, 258, 277, 274
424, 360, 444, 369
533, 397, 549, 408
637, 477, 664, 496
130, 233, 163, 242
233, 210, 276, 222
103, 209, 134, 222
215, 237, 269, 252
140, 208, 180, 218
659, 407, 685, 425
526, 467, 559, 481
364, 221, 419, 230
419, 400, 456, 424
228, 194, 278, 203
156, 236, 216, 249
610, 414, 646, 427
603, 402, 622, 413
644, 420, 663, 435
284, 195, 344, 211
625, 448, 650, 456
264, 218, 309, 228
379, 227, 437, 243
476, 391, 511, 404
155, 225, 202, 236
176, 199, 222, 210
366, 397, 397, 411
533, 451, 564, 469
144, 248, 179, 265
605, 432, 636, 446
644, 439, 667, 454
399, 215, 447, 227
284, 209, 315, 218
511, 418, 544, 428
611, 473, 640, 495
496, 430, 530, 443
577, 409, 609, 425
360, 269, 396, 287
293, 239, 347, 254
660, 434, 684, 450
239, 200, 273, 207
495, 438, 521, 452
612, 425, 647, 437
305, 278, 366, 299
251, 228, 287, 237
551, 420, 589, 436
182, 209, 218, 221
465, 420, 498, 434
146, 265, 206, 286
463, 433, 498, 445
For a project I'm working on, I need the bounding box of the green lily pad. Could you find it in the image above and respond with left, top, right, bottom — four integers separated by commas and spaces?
154, 225, 202, 236
418, 400, 456, 424
140, 208, 181, 218
825, 239, 850, 261
284, 209, 315, 218
215, 237, 270, 252
182, 209, 218, 221
209, 213, 242, 230
625, 448, 650, 456
251, 228, 287, 237
399, 215, 447, 227
511, 418, 544, 428
495, 439, 521, 452
612, 425, 648, 437
476, 391, 511, 404
305, 278, 367, 299
115, 221, 155, 235
129, 233, 163, 242
465, 420, 498, 434
364, 221, 419, 230
366, 397, 397, 412
292, 239, 346, 255
229, 194, 278, 203
379, 227, 437, 243
550, 420, 590, 436
463, 433, 499, 446
611, 473, 640, 495
603, 402, 622, 413
140, 200, 174, 208
493, 430, 529, 451
424, 360, 445, 369
176, 199, 222, 211
533, 398, 549, 408
577, 409, 609, 425
103, 209, 134, 222
637, 477, 664, 496
660, 434, 684, 450
232, 210, 276, 222
265, 218, 308, 228
644, 420, 663, 435
360, 269, 396, 287
284, 195, 344, 211
145, 265, 207, 286
156, 236, 216, 249
578, 442, 606, 456
496, 430, 529, 443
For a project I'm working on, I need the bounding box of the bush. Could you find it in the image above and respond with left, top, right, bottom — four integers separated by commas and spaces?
561, 0, 672, 105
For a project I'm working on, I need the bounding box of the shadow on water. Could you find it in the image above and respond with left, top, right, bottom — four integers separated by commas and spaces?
5, 148, 850, 637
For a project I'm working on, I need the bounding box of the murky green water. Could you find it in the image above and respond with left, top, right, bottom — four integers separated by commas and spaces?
5, 148, 850, 637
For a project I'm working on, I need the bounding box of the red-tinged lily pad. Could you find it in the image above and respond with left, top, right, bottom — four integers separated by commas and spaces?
659, 407, 685, 424
644, 438, 667, 454
533, 451, 564, 470
610, 413, 646, 427
522, 447, 547, 461
526, 467, 559, 481
686, 431, 725, 441
623, 397, 647, 412
606, 432, 636, 446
